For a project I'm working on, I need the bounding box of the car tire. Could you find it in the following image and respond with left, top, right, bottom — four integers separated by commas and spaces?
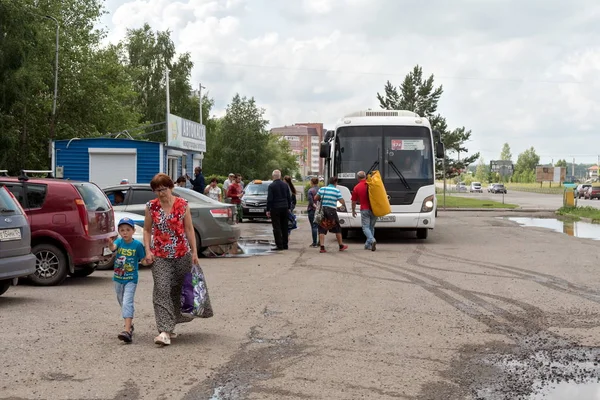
0, 280, 11, 296
69, 264, 96, 278
96, 254, 115, 270
30, 243, 68, 286
416, 228, 428, 240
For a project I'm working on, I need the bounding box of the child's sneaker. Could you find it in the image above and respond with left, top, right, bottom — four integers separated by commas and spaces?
339, 244, 349, 251
118, 330, 133, 344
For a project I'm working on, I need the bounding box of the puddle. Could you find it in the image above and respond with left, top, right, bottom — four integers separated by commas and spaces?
506, 217, 600, 240
204, 237, 276, 258
529, 381, 600, 399
477, 347, 600, 399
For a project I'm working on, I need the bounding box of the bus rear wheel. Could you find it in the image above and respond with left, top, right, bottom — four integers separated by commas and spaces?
416, 228, 428, 240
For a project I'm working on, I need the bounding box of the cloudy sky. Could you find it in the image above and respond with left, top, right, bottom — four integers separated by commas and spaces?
101, 0, 600, 165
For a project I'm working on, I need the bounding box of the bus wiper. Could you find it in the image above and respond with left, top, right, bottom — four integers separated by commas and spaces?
367, 161, 379, 175
0, 208, 15, 213
388, 161, 411, 190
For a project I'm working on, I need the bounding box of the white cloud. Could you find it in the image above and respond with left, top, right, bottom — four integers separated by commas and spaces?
102, 0, 600, 164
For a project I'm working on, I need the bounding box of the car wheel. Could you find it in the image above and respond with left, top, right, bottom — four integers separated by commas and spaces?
416, 228, 429, 240
0, 280, 11, 296
96, 254, 115, 270
69, 264, 96, 278
30, 243, 68, 286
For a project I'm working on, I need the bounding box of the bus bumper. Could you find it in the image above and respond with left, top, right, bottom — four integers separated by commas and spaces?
338, 211, 435, 229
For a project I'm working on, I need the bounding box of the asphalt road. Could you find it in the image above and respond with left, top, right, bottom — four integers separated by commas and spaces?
440, 189, 600, 210
2, 213, 600, 399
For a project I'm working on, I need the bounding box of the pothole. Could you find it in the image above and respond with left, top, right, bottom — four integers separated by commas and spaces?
506, 217, 600, 241
203, 237, 276, 258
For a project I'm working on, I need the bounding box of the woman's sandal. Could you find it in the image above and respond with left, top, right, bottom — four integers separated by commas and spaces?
154, 332, 171, 346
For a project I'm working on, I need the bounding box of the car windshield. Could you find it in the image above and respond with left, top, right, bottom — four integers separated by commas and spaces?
473, 182, 481, 186
75, 183, 112, 212
245, 184, 269, 195
0, 186, 21, 214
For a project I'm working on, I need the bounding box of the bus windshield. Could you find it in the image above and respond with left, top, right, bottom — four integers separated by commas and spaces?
335, 125, 433, 183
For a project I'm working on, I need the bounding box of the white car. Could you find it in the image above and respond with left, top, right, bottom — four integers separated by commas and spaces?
470, 182, 483, 193
96, 211, 145, 270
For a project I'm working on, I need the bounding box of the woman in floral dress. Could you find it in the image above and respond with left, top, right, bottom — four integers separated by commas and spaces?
143, 173, 199, 346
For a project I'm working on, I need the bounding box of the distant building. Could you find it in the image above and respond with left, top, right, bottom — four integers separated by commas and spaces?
588, 165, 598, 180
270, 123, 324, 176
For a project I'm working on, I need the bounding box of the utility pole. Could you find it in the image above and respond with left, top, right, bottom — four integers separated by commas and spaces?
572, 158, 575, 177
198, 83, 206, 125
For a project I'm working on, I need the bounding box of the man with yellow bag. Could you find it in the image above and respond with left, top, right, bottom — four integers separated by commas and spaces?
351, 171, 377, 251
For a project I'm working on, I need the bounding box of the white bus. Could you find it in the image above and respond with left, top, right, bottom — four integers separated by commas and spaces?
319, 110, 445, 239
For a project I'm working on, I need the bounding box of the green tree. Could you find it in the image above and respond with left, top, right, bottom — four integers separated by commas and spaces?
500, 143, 512, 161
555, 159, 568, 168
121, 23, 197, 141
209, 94, 270, 179
514, 147, 540, 182
0, 0, 140, 172
474, 158, 488, 183
376, 65, 478, 178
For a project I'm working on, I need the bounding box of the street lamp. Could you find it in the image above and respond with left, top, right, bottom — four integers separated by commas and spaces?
45, 14, 59, 144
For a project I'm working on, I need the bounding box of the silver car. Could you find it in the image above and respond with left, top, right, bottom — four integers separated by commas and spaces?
0, 185, 36, 295
102, 184, 240, 255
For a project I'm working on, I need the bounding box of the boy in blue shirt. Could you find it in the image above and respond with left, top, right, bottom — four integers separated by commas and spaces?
107, 217, 146, 343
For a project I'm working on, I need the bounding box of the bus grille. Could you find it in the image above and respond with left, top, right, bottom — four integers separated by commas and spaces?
388, 191, 417, 205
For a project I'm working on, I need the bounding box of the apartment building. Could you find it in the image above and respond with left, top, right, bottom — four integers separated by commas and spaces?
270, 123, 324, 176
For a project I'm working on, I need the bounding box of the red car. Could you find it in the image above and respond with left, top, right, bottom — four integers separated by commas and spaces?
0, 171, 116, 286
584, 186, 600, 200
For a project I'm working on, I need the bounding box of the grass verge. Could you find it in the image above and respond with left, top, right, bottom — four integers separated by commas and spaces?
437, 195, 518, 209
503, 183, 566, 195
556, 206, 600, 222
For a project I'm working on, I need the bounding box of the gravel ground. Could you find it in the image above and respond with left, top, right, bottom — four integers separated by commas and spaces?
2, 211, 600, 399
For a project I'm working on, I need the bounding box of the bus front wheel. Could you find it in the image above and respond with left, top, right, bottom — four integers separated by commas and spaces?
416, 228, 428, 240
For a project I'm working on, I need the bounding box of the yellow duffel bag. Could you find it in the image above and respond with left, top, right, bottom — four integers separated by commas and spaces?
367, 170, 391, 217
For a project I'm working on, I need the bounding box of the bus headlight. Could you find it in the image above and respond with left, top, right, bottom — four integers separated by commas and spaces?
337, 201, 346, 212
421, 195, 434, 212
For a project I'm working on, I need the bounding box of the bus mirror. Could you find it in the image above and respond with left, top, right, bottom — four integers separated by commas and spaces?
320, 142, 331, 159
324, 130, 334, 142
435, 142, 445, 159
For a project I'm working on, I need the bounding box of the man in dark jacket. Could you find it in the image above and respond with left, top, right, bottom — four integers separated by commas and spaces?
186, 167, 205, 193
266, 169, 291, 250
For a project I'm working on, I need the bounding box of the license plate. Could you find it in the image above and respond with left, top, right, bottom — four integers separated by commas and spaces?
0, 228, 21, 241
377, 216, 396, 222
103, 247, 113, 256
249, 208, 264, 213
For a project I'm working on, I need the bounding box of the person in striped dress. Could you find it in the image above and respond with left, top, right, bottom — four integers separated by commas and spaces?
314, 177, 349, 253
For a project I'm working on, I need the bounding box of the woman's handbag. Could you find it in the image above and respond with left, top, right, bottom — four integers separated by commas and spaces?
313, 188, 325, 225
181, 264, 214, 318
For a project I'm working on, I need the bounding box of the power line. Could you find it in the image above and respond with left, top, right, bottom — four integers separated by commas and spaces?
198, 61, 584, 85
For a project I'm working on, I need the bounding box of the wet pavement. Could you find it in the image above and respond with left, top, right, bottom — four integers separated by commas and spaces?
506, 217, 600, 241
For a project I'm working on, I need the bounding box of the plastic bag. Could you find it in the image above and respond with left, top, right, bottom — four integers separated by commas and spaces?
181, 264, 214, 319
367, 170, 392, 217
